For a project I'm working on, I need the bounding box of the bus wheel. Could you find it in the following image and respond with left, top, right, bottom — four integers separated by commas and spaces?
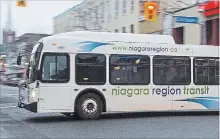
76, 93, 103, 120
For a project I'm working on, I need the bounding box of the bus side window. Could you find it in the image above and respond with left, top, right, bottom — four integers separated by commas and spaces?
41, 53, 70, 83
109, 54, 150, 85
194, 57, 219, 85
75, 53, 106, 85
153, 56, 191, 85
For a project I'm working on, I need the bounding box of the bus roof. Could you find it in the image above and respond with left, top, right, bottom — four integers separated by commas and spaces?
37, 35, 219, 58
53, 31, 176, 44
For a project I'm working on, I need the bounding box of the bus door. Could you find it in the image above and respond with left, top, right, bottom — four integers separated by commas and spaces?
39, 53, 72, 111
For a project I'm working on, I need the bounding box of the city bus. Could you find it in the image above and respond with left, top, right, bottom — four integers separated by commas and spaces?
17, 31, 219, 120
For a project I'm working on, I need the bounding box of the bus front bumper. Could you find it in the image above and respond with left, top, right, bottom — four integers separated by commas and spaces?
24, 102, 37, 113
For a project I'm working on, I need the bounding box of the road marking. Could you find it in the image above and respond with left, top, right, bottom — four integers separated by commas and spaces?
0, 95, 18, 99
0, 106, 17, 109
0, 94, 18, 96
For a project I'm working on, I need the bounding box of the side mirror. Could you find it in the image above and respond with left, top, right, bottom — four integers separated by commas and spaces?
26, 67, 29, 78
17, 56, 22, 65
36, 69, 41, 80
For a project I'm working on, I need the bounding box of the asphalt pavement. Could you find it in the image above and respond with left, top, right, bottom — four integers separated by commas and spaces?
0, 85, 219, 139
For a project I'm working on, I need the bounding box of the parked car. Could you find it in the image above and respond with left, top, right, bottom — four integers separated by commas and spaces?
3, 78, 12, 86
7, 78, 22, 87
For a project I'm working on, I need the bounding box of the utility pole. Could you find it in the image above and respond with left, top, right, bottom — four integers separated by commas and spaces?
161, 0, 191, 36
201, 16, 206, 45
198, 6, 207, 45
160, 11, 175, 36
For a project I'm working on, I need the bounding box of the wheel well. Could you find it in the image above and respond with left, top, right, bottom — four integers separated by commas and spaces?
74, 88, 106, 112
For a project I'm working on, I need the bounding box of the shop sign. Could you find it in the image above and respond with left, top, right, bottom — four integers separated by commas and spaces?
204, 1, 219, 17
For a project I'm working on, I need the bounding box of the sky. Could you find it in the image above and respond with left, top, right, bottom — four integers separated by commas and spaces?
0, 0, 83, 43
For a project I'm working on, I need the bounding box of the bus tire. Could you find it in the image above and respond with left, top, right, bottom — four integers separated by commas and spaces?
76, 93, 103, 120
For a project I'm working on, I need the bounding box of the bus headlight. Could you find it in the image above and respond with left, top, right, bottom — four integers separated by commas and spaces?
31, 90, 36, 98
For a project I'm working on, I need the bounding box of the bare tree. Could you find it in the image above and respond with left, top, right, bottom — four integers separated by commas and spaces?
68, 0, 105, 32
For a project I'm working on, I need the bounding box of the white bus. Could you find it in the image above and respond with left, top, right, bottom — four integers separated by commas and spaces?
17, 31, 219, 120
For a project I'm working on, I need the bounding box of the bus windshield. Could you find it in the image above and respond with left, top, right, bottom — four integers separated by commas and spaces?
27, 43, 43, 83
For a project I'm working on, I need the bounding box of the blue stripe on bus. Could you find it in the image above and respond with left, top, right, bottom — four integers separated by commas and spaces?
174, 97, 219, 109
73, 41, 111, 52
193, 97, 219, 100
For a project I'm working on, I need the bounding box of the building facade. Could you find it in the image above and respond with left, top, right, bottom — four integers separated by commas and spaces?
15, 33, 51, 62
53, 0, 218, 46
202, 0, 219, 46
172, 0, 219, 46
53, 0, 194, 34
53, 0, 106, 34
53, 2, 87, 33
3, 29, 16, 45
172, 6, 204, 45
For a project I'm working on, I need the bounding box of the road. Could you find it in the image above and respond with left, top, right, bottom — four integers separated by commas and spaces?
0, 85, 219, 138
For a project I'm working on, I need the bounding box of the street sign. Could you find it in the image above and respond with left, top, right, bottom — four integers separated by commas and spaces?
175, 16, 199, 24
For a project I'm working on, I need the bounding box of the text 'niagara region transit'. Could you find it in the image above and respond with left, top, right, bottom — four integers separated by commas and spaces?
112, 86, 209, 97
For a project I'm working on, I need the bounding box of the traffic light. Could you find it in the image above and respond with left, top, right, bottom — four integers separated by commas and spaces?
17, 0, 26, 7
144, 1, 157, 21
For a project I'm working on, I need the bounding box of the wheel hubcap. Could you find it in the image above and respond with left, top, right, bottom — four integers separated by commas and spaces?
82, 99, 98, 115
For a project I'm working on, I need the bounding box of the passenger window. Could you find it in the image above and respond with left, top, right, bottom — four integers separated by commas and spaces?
153, 56, 191, 85
194, 57, 219, 85
41, 53, 69, 83
76, 54, 106, 85
110, 54, 150, 85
